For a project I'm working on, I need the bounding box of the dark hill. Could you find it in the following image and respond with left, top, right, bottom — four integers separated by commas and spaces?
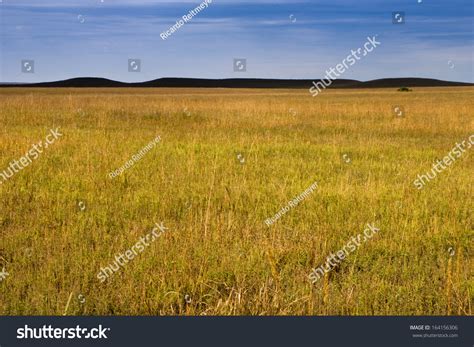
0, 77, 472, 89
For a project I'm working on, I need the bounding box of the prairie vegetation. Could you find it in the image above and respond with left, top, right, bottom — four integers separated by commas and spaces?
0, 87, 472, 315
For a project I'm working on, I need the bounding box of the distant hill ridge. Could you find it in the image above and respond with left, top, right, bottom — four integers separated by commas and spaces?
1, 77, 472, 89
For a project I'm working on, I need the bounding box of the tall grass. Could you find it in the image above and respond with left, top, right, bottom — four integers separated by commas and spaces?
0, 87, 472, 315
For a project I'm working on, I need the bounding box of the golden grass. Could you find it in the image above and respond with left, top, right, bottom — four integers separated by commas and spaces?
0, 87, 472, 315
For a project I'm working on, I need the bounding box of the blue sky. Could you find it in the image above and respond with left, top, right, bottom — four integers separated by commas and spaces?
0, 0, 472, 83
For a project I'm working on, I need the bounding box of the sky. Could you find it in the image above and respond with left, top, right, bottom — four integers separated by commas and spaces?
0, 0, 473, 83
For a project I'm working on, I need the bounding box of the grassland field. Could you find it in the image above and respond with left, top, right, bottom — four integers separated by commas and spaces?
0, 87, 472, 315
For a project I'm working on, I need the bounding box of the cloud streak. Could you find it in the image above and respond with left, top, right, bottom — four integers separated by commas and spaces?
1, 0, 472, 83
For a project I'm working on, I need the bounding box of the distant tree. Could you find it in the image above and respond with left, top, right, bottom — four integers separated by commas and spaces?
398, 87, 412, 92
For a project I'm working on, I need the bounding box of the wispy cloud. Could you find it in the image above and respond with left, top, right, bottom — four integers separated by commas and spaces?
1, 0, 472, 82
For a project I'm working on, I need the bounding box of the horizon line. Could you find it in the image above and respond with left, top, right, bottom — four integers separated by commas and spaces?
1, 76, 473, 87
